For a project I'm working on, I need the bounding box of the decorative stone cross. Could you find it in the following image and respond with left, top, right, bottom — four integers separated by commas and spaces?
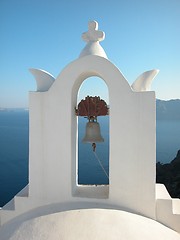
79, 20, 107, 58
82, 21, 105, 42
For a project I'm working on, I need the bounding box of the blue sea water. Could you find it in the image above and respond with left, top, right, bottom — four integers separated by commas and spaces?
0, 110, 180, 206
0, 110, 29, 207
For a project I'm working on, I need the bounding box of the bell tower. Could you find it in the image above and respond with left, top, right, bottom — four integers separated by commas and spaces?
26, 20, 157, 219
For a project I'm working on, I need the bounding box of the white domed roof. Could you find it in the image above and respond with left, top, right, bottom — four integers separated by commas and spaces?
0, 209, 180, 240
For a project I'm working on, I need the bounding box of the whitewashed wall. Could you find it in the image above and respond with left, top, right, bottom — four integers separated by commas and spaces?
29, 55, 156, 219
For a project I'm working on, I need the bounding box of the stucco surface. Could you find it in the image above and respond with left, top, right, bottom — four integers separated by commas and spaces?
0, 209, 180, 240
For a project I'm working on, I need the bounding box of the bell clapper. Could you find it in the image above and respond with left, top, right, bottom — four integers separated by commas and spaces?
88, 116, 97, 122
92, 142, 96, 152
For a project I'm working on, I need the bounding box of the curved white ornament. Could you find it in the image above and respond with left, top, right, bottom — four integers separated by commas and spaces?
131, 69, 159, 92
79, 21, 107, 59
29, 68, 55, 92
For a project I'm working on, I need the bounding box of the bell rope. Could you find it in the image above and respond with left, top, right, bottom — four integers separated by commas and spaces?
93, 151, 109, 180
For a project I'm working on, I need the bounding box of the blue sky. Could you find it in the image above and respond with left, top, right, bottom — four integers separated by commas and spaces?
0, 0, 179, 107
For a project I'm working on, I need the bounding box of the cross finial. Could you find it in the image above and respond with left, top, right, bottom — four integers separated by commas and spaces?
79, 20, 107, 58
82, 21, 105, 42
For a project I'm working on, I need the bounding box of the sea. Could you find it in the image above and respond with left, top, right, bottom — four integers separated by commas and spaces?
0, 109, 180, 207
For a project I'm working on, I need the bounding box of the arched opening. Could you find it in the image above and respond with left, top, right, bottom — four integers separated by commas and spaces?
76, 77, 109, 187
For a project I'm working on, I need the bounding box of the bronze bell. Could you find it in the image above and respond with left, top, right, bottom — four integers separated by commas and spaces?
82, 121, 104, 143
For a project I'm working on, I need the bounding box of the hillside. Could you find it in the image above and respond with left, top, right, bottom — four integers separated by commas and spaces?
156, 149, 180, 198
156, 99, 180, 120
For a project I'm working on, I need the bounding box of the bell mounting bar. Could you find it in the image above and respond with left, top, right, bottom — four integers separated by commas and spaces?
76, 96, 109, 117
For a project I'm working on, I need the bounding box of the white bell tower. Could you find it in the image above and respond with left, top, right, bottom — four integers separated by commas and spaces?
28, 20, 156, 218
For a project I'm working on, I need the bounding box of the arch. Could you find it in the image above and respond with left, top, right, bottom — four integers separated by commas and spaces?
77, 77, 109, 185
50, 55, 132, 102
47, 55, 132, 197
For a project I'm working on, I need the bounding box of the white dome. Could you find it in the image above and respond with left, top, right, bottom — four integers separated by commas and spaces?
0, 209, 180, 240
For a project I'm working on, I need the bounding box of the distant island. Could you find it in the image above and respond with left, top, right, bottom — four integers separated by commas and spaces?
156, 99, 180, 120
